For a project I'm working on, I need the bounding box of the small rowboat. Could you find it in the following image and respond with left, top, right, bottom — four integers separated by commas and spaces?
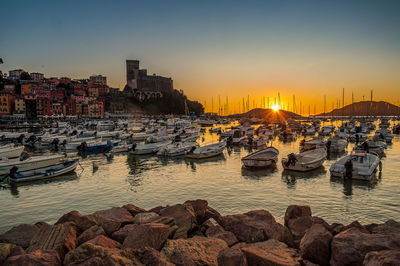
9, 159, 80, 183
241, 147, 279, 168
282, 148, 327, 172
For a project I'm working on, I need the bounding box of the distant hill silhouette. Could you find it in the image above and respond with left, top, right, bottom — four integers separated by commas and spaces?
318, 101, 400, 116
228, 108, 302, 120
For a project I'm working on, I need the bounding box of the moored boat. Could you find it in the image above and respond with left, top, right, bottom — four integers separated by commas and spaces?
282, 148, 326, 172
241, 147, 279, 168
186, 141, 226, 159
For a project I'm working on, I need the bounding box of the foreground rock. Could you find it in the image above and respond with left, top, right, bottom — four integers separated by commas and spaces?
123, 223, 170, 250
86, 235, 122, 249
94, 207, 134, 234
363, 249, 400, 266
161, 236, 227, 265
330, 227, 400, 266
366, 219, 400, 234
219, 210, 293, 246
131, 247, 175, 266
27, 223, 77, 260
284, 205, 312, 226
0, 224, 39, 248
159, 204, 196, 239
63, 243, 141, 265
76, 225, 105, 246
202, 218, 238, 246
4, 249, 61, 266
56, 211, 98, 232
300, 223, 333, 266
0, 243, 16, 265
241, 239, 302, 266
217, 247, 247, 266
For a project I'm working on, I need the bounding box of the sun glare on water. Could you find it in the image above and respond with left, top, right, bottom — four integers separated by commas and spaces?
272, 104, 279, 111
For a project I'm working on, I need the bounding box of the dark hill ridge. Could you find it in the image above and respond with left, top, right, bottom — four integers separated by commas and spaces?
319, 101, 400, 116
228, 108, 302, 120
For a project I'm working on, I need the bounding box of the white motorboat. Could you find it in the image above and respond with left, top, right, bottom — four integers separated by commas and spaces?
113, 142, 134, 153
329, 151, 381, 181
131, 140, 171, 155
241, 147, 279, 168
326, 136, 348, 153
0, 144, 25, 159
0, 154, 65, 176
157, 142, 197, 157
282, 148, 327, 172
9, 159, 80, 183
232, 130, 247, 145
319, 125, 335, 136
353, 140, 386, 158
186, 141, 226, 159
131, 132, 149, 141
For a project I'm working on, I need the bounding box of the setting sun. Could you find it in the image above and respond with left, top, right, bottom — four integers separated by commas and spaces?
272, 104, 279, 111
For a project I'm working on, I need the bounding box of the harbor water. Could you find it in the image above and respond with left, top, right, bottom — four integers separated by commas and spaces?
1, 123, 399, 231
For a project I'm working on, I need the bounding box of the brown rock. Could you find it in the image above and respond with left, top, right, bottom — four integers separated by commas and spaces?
341, 220, 369, 233
241, 239, 302, 266
287, 216, 313, 247
363, 249, 400, 266
219, 210, 293, 246
149, 206, 165, 214
123, 223, 170, 251
9, 246, 24, 257
312, 216, 332, 233
204, 206, 221, 222
122, 204, 146, 217
330, 223, 344, 235
300, 223, 333, 266
0, 224, 39, 248
284, 205, 312, 226
27, 223, 77, 260
4, 249, 61, 266
76, 225, 105, 246
86, 235, 122, 249
203, 218, 238, 246
217, 247, 247, 266
0, 243, 16, 265
111, 224, 137, 243
133, 212, 159, 224
184, 199, 208, 224
161, 236, 227, 266
131, 247, 174, 266
144, 216, 178, 238
63, 242, 142, 265
55, 210, 98, 232
159, 204, 196, 239
365, 219, 400, 234
330, 227, 400, 266
231, 242, 248, 249
94, 207, 134, 234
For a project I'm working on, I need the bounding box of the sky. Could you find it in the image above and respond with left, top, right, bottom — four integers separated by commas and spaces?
1, 0, 400, 114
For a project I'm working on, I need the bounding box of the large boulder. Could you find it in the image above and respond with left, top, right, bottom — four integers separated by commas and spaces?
184, 199, 208, 224
161, 236, 228, 266
86, 235, 122, 249
330, 227, 400, 266
111, 224, 137, 243
123, 223, 170, 251
63, 243, 142, 265
0, 224, 39, 248
217, 247, 247, 266
55, 211, 98, 232
130, 247, 174, 266
133, 212, 159, 224
284, 205, 312, 226
122, 204, 146, 217
219, 210, 293, 246
203, 218, 238, 246
27, 223, 77, 260
365, 219, 400, 234
4, 249, 61, 266
341, 220, 369, 233
204, 206, 221, 222
363, 249, 400, 266
159, 204, 196, 239
76, 225, 105, 246
241, 239, 302, 266
0, 243, 16, 265
94, 207, 134, 235
299, 223, 333, 266
287, 216, 313, 247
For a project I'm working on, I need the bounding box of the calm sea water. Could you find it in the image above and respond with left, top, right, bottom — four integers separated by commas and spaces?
1, 122, 400, 232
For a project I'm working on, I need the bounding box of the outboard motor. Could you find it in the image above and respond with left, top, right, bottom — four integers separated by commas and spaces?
17, 134, 25, 144
19, 151, 30, 161
131, 143, 137, 151
326, 140, 332, 153
344, 159, 353, 179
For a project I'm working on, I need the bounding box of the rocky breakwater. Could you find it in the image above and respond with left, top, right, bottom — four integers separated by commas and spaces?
0, 200, 399, 265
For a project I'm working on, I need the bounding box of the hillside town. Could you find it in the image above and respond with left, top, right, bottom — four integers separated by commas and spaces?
0, 59, 184, 119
